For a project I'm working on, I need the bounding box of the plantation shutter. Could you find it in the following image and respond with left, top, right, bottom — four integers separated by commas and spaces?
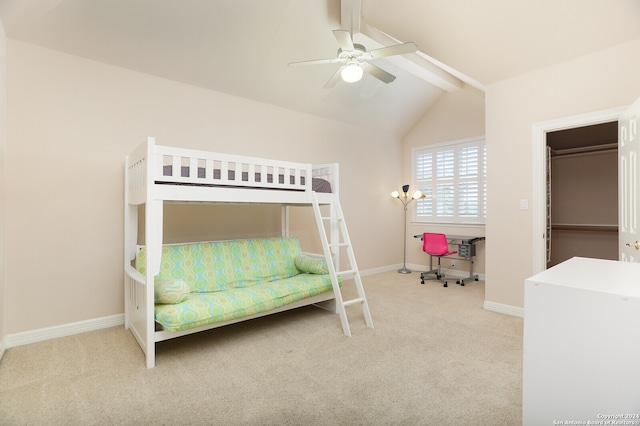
413, 137, 486, 224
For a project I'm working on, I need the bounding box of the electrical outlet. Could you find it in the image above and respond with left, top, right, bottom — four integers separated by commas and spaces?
451, 261, 456, 268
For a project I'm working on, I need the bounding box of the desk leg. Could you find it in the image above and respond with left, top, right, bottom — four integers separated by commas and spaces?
467, 258, 479, 282
457, 257, 478, 286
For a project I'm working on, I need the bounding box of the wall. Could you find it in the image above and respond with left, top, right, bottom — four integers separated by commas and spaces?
485, 38, 640, 309
0, 20, 6, 351
403, 86, 486, 275
4, 40, 404, 335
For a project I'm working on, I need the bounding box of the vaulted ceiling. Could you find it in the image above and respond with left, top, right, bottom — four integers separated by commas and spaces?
1, 0, 639, 137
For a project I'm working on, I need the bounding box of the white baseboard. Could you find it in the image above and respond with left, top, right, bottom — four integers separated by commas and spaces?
360, 264, 400, 276
4, 314, 125, 349
483, 300, 524, 318
0, 339, 5, 363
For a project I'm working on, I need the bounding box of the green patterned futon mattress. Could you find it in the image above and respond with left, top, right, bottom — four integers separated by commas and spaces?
136, 237, 337, 332
155, 274, 334, 331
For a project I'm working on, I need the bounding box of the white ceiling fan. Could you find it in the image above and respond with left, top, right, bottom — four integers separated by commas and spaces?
288, 21, 417, 88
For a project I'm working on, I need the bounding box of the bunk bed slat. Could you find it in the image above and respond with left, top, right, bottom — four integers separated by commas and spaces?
220, 161, 229, 184
171, 156, 181, 179
189, 157, 198, 182
205, 159, 214, 181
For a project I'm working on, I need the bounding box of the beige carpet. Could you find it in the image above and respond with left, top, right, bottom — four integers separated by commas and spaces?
0, 271, 523, 425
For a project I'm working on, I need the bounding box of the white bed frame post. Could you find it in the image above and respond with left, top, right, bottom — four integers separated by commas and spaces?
124, 156, 134, 331
281, 206, 290, 237
144, 138, 164, 369
143, 201, 162, 368
124, 137, 163, 369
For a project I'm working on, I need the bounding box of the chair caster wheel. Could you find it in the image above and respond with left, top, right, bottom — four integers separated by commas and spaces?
456, 280, 460, 284
420, 280, 425, 284
461, 282, 465, 286
443, 282, 448, 287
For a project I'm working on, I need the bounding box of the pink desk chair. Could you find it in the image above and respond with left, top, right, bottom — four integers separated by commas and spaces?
420, 232, 457, 287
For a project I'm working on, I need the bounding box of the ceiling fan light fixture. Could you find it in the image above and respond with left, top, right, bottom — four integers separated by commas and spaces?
341, 63, 363, 83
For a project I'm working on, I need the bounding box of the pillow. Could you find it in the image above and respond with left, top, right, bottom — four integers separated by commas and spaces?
295, 254, 329, 275
154, 279, 190, 304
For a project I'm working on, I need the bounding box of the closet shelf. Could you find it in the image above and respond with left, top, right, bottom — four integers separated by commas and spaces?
551, 223, 618, 232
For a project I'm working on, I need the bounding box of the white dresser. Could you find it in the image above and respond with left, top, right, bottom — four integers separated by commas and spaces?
523, 257, 640, 425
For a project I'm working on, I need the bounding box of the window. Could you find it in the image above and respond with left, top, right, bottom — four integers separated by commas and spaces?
413, 137, 486, 225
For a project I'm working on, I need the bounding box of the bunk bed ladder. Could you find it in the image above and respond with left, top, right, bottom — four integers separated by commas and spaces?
311, 193, 374, 336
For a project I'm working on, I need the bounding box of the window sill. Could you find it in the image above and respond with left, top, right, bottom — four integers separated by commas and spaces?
411, 221, 486, 229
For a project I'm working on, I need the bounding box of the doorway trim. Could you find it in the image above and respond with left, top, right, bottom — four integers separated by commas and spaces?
532, 106, 626, 274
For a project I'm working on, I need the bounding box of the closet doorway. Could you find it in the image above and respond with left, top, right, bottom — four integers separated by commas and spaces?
546, 121, 618, 267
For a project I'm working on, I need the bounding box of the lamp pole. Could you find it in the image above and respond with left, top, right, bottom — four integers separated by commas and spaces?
391, 184, 424, 274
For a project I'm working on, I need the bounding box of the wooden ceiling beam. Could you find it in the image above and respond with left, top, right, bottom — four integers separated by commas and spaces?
339, 0, 482, 92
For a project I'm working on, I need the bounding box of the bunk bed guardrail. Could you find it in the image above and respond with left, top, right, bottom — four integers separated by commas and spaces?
165, 138, 311, 190
127, 138, 338, 200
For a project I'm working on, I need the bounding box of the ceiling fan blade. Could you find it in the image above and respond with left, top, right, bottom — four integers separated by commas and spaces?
324, 67, 344, 89
362, 62, 396, 84
288, 57, 342, 67
368, 42, 417, 59
333, 29, 354, 51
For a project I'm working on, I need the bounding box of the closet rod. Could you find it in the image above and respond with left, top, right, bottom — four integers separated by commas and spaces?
550, 143, 617, 158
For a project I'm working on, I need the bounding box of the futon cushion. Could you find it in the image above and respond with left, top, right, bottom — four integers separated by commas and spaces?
136, 237, 303, 293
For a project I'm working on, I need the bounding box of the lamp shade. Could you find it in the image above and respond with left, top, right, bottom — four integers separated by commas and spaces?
390, 190, 400, 198
341, 63, 363, 83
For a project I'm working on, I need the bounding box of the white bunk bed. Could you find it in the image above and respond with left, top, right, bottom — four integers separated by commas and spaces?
124, 137, 373, 368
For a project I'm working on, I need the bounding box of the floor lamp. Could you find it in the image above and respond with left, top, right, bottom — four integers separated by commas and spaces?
391, 184, 424, 274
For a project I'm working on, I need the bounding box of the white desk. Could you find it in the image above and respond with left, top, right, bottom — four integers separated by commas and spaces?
523, 257, 640, 425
